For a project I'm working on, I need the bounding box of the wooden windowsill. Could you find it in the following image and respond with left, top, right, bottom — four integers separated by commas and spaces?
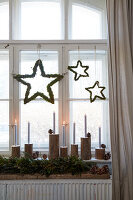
0, 173, 110, 180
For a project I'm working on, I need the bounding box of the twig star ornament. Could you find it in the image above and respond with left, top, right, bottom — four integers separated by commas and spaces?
68, 60, 89, 81
85, 81, 106, 103
13, 59, 64, 104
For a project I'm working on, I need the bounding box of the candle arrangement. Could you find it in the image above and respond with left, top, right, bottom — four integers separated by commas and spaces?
10, 114, 108, 161
60, 121, 68, 158
99, 127, 101, 148
84, 115, 87, 137
71, 122, 78, 157
28, 122, 30, 144
24, 122, 33, 158
53, 112, 55, 134
11, 120, 20, 158
49, 112, 59, 159
95, 127, 105, 159
14, 120, 17, 146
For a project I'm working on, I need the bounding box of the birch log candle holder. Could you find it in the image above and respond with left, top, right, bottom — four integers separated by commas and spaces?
11, 145, 20, 158
71, 144, 78, 157
24, 144, 33, 157
81, 136, 91, 160
49, 134, 59, 159
60, 146, 68, 158
95, 148, 105, 159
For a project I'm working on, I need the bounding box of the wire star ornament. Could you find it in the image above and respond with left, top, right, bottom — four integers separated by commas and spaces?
13, 59, 64, 104
85, 81, 106, 103
68, 60, 89, 81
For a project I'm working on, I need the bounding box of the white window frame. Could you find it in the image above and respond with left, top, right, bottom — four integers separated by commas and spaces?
0, 0, 109, 155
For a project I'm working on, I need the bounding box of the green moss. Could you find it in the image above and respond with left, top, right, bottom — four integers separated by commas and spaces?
0, 156, 94, 177
13, 59, 64, 104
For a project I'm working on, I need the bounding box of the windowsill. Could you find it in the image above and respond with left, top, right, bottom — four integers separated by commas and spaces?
0, 149, 111, 158
84, 157, 112, 163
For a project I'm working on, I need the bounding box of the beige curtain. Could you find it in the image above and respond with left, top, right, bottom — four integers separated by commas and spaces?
106, 0, 133, 200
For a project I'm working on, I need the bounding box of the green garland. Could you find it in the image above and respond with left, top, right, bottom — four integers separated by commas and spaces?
68, 60, 89, 81
85, 81, 106, 103
0, 156, 93, 177
13, 59, 64, 104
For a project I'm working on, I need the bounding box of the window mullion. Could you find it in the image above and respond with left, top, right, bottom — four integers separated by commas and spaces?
11, 0, 21, 40
13, 46, 20, 146
58, 46, 63, 147
63, 46, 70, 150
9, 46, 14, 151
9, 0, 12, 40
63, 0, 69, 40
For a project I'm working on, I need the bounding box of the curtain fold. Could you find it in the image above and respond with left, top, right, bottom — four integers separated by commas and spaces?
106, 0, 133, 199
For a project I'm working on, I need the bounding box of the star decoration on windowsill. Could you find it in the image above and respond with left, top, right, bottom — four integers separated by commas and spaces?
13, 59, 64, 104
85, 81, 106, 103
68, 60, 89, 81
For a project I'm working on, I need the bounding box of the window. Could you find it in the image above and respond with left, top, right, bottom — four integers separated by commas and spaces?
68, 50, 109, 148
69, 0, 107, 39
0, 50, 9, 150
0, 0, 9, 39
20, 51, 59, 149
0, 0, 110, 153
13, 0, 63, 40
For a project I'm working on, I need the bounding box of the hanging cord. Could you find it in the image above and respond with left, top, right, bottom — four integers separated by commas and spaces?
62, 46, 68, 76
78, 45, 80, 61
37, 44, 41, 61
94, 45, 97, 80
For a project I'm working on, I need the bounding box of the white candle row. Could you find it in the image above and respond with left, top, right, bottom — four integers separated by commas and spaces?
14, 120, 31, 146
72, 121, 102, 146
14, 112, 56, 146
14, 113, 102, 148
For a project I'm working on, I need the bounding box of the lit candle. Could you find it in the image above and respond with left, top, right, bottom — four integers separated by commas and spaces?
62, 121, 65, 146
73, 122, 76, 144
99, 127, 101, 148
84, 115, 87, 137
14, 120, 17, 146
53, 112, 55, 134
28, 122, 30, 144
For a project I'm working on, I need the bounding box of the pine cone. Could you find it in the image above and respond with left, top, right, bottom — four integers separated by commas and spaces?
43, 154, 47, 160
35, 151, 39, 157
87, 132, 91, 137
32, 153, 38, 159
102, 165, 109, 173
90, 166, 98, 174
48, 129, 53, 134
101, 144, 106, 148
104, 152, 111, 160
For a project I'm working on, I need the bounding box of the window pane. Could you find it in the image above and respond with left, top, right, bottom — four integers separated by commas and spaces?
20, 50, 60, 149
69, 50, 110, 149
0, 101, 9, 150
20, 101, 58, 149
69, 50, 108, 99
20, 0, 62, 39
69, 101, 110, 148
20, 51, 59, 99
0, 50, 9, 99
70, 0, 107, 39
0, 0, 9, 39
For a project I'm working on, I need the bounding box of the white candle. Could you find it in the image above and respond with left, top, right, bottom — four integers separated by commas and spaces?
73, 122, 76, 144
99, 127, 101, 148
84, 115, 87, 137
14, 120, 17, 146
28, 122, 30, 144
53, 112, 55, 134
62, 121, 65, 146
